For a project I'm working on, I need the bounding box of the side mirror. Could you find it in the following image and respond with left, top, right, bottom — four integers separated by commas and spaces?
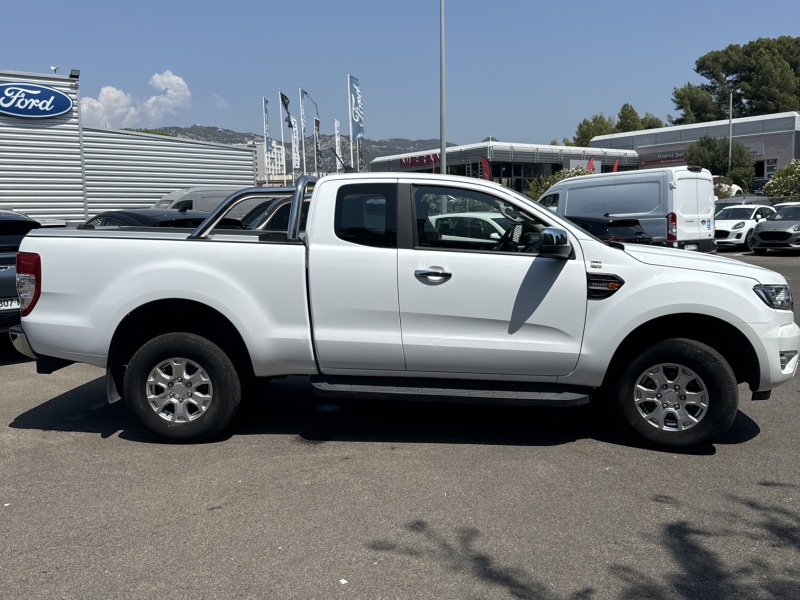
489, 232, 501, 240
539, 227, 572, 259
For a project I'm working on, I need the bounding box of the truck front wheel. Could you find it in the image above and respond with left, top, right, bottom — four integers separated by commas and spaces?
612, 339, 738, 449
123, 332, 241, 442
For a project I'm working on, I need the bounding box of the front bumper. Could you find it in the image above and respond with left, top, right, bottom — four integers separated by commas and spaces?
753, 231, 800, 249
749, 313, 800, 392
715, 228, 746, 246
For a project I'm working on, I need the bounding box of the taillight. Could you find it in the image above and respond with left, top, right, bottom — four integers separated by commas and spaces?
667, 212, 677, 241
16, 252, 41, 317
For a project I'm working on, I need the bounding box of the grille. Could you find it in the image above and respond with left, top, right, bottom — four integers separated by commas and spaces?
759, 231, 792, 241
714, 230, 729, 239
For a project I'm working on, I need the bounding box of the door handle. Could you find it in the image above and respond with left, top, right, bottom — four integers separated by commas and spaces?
415, 269, 452, 280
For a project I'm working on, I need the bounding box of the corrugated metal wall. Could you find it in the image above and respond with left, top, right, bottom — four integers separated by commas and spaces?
82, 128, 256, 213
1, 69, 257, 222
0, 71, 85, 220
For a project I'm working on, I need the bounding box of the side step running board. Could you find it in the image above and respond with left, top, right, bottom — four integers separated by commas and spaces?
310, 376, 591, 407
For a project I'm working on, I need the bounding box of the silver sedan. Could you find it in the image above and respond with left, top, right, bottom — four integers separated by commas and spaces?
752, 204, 800, 254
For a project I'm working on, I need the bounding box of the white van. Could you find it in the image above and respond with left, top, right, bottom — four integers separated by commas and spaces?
539, 166, 715, 252
153, 186, 248, 213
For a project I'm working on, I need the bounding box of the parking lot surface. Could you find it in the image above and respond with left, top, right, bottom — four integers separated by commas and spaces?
1, 250, 799, 600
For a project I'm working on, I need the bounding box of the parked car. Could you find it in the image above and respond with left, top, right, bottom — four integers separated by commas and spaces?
749, 178, 769, 196
79, 209, 243, 230
713, 175, 743, 197
152, 186, 248, 213
714, 205, 776, 251
752, 205, 800, 254
11, 174, 800, 450
565, 216, 652, 244
539, 166, 715, 251
0, 211, 40, 334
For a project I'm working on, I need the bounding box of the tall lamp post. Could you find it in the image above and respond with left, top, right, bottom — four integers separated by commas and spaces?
728, 86, 733, 175
440, 0, 446, 176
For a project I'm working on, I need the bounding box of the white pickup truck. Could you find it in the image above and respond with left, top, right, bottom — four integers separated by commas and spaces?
10, 174, 800, 448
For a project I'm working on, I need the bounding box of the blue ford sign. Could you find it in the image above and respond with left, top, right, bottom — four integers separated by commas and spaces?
0, 83, 73, 119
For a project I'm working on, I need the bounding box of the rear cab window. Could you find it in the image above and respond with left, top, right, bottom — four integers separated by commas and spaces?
334, 183, 397, 248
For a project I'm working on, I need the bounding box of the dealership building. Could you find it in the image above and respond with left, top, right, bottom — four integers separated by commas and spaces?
591, 111, 800, 179
1, 69, 257, 222
370, 139, 639, 192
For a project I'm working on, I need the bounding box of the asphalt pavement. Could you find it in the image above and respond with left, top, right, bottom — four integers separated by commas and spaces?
1, 249, 799, 599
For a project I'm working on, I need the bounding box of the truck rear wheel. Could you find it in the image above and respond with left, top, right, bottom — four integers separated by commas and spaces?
612, 338, 738, 449
123, 332, 241, 442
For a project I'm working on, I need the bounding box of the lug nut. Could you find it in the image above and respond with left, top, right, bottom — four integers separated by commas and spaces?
169, 392, 174, 398
680, 395, 686, 401
662, 403, 668, 408
675, 404, 681, 409
656, 393, 662, 399
662, 384, 668, 390
674, 385, 681, 391
168, 382, 173, 388
188, 392, 192, 398
186, 382, 192, 388
179, 398, 184, 403
177, 377, 183, 382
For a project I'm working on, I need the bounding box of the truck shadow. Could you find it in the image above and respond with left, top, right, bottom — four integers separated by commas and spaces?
0, 338, 33, 367
8, 375, 759, 450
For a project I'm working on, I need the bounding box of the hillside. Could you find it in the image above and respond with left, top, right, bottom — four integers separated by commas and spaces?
130, 125, 457, 171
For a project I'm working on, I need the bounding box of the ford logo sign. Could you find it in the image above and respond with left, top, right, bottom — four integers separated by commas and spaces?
0, 83, 73, 119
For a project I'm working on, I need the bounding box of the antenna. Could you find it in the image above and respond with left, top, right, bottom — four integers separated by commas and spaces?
50, 66, 60, 74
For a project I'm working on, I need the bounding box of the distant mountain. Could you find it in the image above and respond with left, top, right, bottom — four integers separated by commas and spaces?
130, 125, 457, 171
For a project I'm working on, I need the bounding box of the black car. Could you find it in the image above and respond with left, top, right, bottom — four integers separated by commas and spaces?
79, 209, 243, 230
565, 216, 652, 244
749, 178, 769, 196
1, 211, 41, 333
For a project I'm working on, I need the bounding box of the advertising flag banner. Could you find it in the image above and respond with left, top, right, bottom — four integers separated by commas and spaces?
612, 158, 619, 172
290, 116, 300, 170
314, 118, 323, 171
481, 156, 492, 180
280, 92, 292, 126
587, 157, 595, 173
349, 76, 364, 140
334, 119, 343, 172
299, 93, 306, 132
263, 97, 271, 153
357, 137, 364, 171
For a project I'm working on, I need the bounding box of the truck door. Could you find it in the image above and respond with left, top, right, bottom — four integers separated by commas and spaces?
675, 174, 703, 244
397, 182, 587, 377
307, 180, 406, 371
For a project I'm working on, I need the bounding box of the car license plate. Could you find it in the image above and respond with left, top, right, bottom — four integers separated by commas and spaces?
0, 297, 20, 311
685, 244, 699, 251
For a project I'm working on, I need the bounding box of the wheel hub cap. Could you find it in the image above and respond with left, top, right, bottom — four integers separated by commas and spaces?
146, 358, 214, 423
633, 363, 709, 432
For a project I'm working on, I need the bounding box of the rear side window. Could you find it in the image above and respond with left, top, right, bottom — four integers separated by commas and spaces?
334, 184, 397, 248
539, 193, 559, 212
613, 181, 661, 215
565, 185, 612, 217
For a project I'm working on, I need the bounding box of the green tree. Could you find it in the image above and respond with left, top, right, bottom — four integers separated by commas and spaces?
524, 166, 591, 201
669, 83, 722, 124
763, 159, 800, 197
682, 135, 755, 188
640, 112, 665, 129
571, 114, 615, 146
670, 36, 800, 124
615, 103, 644, 132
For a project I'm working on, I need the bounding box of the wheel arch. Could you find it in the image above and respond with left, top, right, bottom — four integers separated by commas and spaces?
108, 299, 254, 398
601, 313, 760, 392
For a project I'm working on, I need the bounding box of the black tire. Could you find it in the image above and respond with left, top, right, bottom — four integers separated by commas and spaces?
753, 247, 767, 255
612, 338, 738, 449
123, 333, 241, 442
744, 230, 754, 251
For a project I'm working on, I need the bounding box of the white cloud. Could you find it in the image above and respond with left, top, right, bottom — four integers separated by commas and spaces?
212, 93, 229, 110
80, 70, 192, 129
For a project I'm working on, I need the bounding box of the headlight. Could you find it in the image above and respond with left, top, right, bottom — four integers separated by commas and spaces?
732, 221, 745, 230
755, 222, 764, 231
794, 224, 800, 232
754, 285, 793, 311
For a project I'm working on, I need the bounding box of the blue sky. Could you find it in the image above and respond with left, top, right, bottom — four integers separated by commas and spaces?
3, 0, 800, 145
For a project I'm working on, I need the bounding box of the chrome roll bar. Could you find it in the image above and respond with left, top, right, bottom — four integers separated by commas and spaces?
188, 176, 318, 240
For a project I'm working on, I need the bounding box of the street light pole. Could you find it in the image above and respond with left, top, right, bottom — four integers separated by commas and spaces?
728, 87, 733, 175
439, 0, 446, 176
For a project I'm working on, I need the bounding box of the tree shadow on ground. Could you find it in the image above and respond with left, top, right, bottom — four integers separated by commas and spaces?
367, 484, 800, 600
368, 520, 594, 600
8, 376, 760, 450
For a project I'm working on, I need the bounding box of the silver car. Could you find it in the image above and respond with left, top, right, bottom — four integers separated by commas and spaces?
752, 204, 800, 254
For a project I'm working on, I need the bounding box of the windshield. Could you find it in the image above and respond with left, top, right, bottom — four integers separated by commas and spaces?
772, 207, 800, 221
716, 207, 753, 220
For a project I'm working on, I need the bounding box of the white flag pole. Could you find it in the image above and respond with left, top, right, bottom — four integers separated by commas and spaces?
299, 88, 307, 174
347, 73, 354, 169
279, 91, 287, 184
268, 96, 269, 183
